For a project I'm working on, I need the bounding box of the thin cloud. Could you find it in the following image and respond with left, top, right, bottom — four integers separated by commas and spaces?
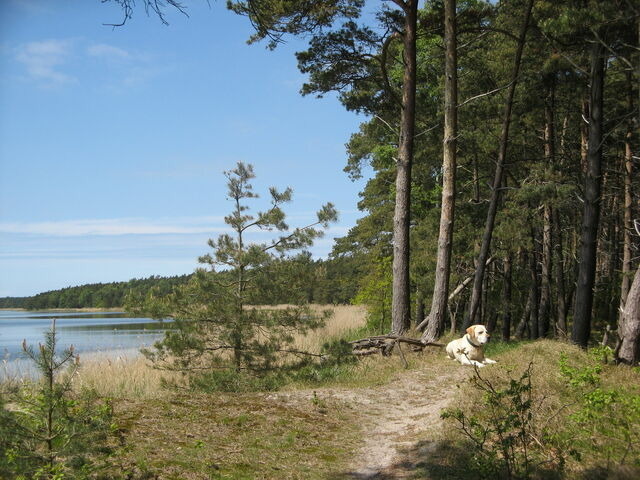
15, 39, 76, 84
86, 43, 132, 61
0, 216, 349, 241
0, 217, 227, 237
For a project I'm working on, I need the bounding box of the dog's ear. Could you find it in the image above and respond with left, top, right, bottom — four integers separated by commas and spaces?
466, 326, 474, 336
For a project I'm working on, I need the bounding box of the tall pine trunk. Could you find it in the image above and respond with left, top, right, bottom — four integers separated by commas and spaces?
572, 41, 605, 348
502, 255, 513, 341
421, 0, 458, 343
464, 0, 534, 328
390, 0, 418, 335
529, 230, 540, 339
620, 72, 635, 311
538, 84, 555, 337
554, 208, 568, 337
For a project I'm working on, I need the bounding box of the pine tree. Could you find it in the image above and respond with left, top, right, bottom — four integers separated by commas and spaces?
130, 162, 337, 376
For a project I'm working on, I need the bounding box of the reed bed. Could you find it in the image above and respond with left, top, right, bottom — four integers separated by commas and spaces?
72, 350, 185, 400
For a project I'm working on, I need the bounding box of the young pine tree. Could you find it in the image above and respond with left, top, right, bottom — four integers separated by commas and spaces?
130, 162, 338, 377
1, 320, 113, 479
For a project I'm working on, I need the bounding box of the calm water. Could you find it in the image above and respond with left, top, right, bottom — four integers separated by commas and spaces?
0, 310, 171, 363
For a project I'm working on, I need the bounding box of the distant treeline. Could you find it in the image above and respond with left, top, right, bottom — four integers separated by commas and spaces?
0, 275, 193, 310
0, 254, 361, 310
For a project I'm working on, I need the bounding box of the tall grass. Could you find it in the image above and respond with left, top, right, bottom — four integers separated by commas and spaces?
71, 350, 185, 400
66, 305, 368, 399
291, 304, 368, 352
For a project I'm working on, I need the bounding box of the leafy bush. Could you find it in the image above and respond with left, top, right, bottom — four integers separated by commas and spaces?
442, 342, 640, 479
442, 362, 564, 479
557, 348, 640, 473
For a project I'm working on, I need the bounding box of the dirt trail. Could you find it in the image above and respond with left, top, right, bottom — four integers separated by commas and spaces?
275, 363, 468, 479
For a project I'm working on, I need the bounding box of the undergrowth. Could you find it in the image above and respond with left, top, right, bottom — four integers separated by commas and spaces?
439, 340, 640, 480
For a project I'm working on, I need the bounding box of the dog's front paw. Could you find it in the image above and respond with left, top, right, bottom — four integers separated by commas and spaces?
483, 358, 497, 364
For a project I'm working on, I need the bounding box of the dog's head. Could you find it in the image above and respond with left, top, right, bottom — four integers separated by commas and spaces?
466, 325, 491, 345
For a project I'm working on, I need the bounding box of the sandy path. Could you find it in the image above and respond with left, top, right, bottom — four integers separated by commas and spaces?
274, 363, 467, 479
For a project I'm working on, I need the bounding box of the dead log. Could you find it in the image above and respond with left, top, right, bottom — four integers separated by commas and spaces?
350, 335, 444, 356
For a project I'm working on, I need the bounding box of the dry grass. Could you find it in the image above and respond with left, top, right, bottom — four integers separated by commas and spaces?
67, 305, 368, 400
291, 304, 367, 353
71, 350, 185, 400
105, 390, 361, 479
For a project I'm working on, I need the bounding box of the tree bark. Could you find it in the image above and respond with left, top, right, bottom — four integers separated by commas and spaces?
538, 84, 555, 337
422, 0, 458, 343
390, 0, 418, 335
464, 0, 534, 328
515, 286, 533, 340
572, 40, 605, 348
415, 290, 425, 329
617, 265, 640, 365
502, 255, 513, 341
554, 208, 568, 337
529, 232, 540, 339
580, 99, 589, 176
620, 72, 635, 311
539, 204, 553, 337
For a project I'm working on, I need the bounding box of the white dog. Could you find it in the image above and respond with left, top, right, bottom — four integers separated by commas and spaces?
446, 325, 497, 367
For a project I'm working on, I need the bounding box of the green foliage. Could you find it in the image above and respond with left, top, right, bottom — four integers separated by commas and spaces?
228, 0, 365, 49
442, 363, 563, 479
130, 162, 338, 382
0, 321, 114, 479
0, 254, 364, 310
557, 350, 640, 470
0, 275, 192, 310
353, 255, 393, 334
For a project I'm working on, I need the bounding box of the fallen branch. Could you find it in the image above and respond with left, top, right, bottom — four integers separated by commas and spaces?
350, 335, 444, 357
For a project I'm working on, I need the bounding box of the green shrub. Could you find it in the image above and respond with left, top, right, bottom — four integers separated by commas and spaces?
442, 362, 564, 479
557, 349, 640, 473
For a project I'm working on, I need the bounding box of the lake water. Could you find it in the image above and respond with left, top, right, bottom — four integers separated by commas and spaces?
0, 310, 170, 369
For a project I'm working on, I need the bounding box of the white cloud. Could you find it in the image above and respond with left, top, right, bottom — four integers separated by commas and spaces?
86, 43, 132, 61
0, 217, 227, 237
15, 39, 76, 84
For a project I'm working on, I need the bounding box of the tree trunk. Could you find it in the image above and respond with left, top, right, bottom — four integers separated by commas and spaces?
422, 0, 458, 343
515, 287, 532, 340
390, 0, 418, 335
539, 204, 553, 337
580, 99, 589, 176
464, 0, 534, 328
620, 72, 634, 311
538, 85, 555, 337
554, 208, 568, 337
529, 233, 540, 339
502, 255, 513, 341
572, 41, 605, 348
617, 265, 640, 365
415, 290, 425, 329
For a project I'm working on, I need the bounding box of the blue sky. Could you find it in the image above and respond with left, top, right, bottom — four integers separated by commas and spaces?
0, 0, 368, 297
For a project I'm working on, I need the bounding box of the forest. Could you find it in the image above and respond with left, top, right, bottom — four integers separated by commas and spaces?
0, 255, 360, 310
4, 0, 640, 356
261, 0, 639, 356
